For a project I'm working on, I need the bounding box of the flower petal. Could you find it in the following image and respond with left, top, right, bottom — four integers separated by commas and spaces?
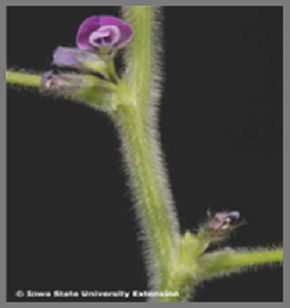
76, 16, 101, 50
117, 23, 133, 47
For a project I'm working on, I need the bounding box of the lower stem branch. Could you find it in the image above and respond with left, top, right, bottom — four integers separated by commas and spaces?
197, 247, 283, 281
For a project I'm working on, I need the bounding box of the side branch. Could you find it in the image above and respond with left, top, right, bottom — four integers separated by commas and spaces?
197, 247, 283, 281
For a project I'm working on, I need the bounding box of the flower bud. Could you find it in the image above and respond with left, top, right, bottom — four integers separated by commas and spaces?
41, 70, 86, 91
199, 210, 243, 243
207, 211, 240, 233
52, 46, 108, 76
40, 71, 116, 112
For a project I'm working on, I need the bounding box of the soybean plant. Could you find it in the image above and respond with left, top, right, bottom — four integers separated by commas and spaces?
6, 6, 283, 302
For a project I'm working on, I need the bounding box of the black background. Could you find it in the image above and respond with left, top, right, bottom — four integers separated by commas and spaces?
7, 6, 282, 302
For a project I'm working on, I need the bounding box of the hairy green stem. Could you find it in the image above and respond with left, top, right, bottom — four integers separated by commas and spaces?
6, 71, 41, 88
114, 104, 178, 289
115, 6, 179, 291
197, 247, 283, 281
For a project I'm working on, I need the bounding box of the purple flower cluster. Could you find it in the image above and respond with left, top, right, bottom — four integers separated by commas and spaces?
53, 15, 133, 68
42, 15, 133, 90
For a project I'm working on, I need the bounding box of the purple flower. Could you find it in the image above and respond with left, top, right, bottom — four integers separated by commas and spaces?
52, 46, 107, 75
76, 15, 133, 51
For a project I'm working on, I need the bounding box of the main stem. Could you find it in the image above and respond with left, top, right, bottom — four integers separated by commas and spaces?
115, 105, 178, 288
114, 6, 180, 290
